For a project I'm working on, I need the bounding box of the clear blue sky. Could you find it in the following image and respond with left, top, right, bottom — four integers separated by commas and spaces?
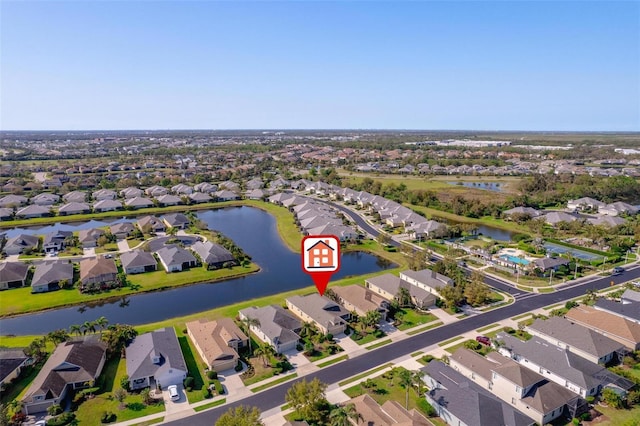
1, 1, 638, 131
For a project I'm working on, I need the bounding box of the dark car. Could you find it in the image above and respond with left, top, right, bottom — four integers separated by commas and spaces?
476, 335, 491, 346
612, 267, 625, 275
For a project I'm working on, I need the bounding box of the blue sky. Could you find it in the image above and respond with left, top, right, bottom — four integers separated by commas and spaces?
1, 1, 638, 131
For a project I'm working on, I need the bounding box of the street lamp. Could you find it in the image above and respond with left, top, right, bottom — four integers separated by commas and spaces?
574, 260, 578, 280
549, 269, 554, 285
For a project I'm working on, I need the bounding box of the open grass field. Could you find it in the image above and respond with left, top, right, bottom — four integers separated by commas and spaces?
406, 204, 530, 234
0, 263, 260, 317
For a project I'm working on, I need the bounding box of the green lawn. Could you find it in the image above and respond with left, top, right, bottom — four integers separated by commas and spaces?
75, 356, 165, 425
0, 361, 46, 405
438, 336, 464, 347
250, 373, 298, 393
175, 329, 208, 404
594, 405, 640, 426
343, 367, 436, 418
338, 363, 393, 387
193, 398, 226, 412
317, 355, 348, 368
406, 321, 443, 336
0, 263, 259, 317
395, 309, 437, 331
366, 339, 392, 350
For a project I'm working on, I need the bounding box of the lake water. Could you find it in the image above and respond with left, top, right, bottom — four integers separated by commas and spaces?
446, 181, 506, 192
0, 207, 394, 335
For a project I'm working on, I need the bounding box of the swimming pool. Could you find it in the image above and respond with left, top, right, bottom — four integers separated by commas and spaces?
500, 254, 530, 265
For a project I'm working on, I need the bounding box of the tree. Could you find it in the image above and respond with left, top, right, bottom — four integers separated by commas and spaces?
95, 316, 109, 336
102, 324, 137, 355
601, 388, 624, 409
329, 403, 361, 426
82, 320, 96, 335
396, 368, 413, 409
239, 316, 260, 356
25, 337, 47, 361
361, 310, 381, 334
395, 287, 412, 308
285, 378, 329, 424
464, 271, 490, 307
113, 388, 127, 410
376, 232, 391, 246
437, 285, 464, 310
215, 405, 264, 426
412, 369, 425, 397
140, 388, 153, 405
46, 329, 69, 346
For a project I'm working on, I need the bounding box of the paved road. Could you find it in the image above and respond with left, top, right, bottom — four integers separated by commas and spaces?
166, 264, 640, 425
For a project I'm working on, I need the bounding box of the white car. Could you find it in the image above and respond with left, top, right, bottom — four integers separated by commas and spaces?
167, 385, 179, 401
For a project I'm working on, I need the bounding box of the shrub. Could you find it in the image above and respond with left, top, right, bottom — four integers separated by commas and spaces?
344, 327, 351, 335
417, 399, 437, 417
120, 375, 130, 391
326, 333, 333, 341
100, 411, 116, 424
503, 326, 515, 334
214, 380, 224, 395
201, 388, 212, 399
47, 404, 63, 416
207, 370, 218, 380
421, 354, 435, 364
183, 376, 194, 391
235, 360, 243, 372
46, 412, 76, 426
572, 418, 580, 426
580, 412, 591, 421
585, 395, 595, 404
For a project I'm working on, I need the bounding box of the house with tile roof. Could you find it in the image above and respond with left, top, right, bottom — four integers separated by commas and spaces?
186, 318, 248, 372
365, 273, 436, 309
126, 327, 187, 390
22, 339, 107, 414
79, 257, 118, 290
331, 285, 390, 321
565, 305, 640, 350
349, 394, 431, 425
239, 305, 302, 353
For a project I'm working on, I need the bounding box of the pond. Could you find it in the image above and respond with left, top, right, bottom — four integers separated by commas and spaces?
0, 206, 394, 335
446, 181, 506, 192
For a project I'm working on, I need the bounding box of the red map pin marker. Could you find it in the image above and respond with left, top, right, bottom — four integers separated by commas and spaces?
302, 235, 341, 296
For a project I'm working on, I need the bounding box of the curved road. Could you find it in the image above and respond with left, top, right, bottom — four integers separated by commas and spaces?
167, 260, 640, 425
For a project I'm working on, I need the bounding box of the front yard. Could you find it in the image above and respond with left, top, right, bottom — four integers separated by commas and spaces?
75, 356, 164, 425
394, 308, 437, 331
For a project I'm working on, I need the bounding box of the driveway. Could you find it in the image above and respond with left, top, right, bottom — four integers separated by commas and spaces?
334, 332, 361, 353
218, 368, 250, 399
162, 384, 192, 417
285, 348, 312, 370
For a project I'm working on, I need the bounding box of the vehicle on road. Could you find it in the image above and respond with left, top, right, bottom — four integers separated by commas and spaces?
168, 385, 179, 401
612, 266, 625, 275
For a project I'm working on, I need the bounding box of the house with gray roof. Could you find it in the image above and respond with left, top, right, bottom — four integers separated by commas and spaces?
365, 273, 436, 309
400, 268, 453, 298
120, 187, 144, 199
110, 222, 135, 240
286, 294, 350, 335
0, 194, 28, 208
239, 305, 302, 353
0, 348, 29, 390
449, 348, 583, 424
245, 189, 267, 200
268, 192, 295, 205
194, 182, 218, 194
145, 185, 168, 197
92, 199, 122, 212
541, 211, 579, 226
0, 208, 13, 221
62, 191, 86, 203
594, 289, 640, 324
125, 197, 154, 209
599, 202, 638, 216
30, 193, 60, 206
587, 215, 626, 228
190, 241, 235, 269
31, 261, 74, 293
566, 305, 640, 351
78, 228, 105, 248
171, 183, 193, 195
186, 318, 247, 372
126, 327, 187, 391
156, 194, 182, 207
332, 285, 389, 320
567, 197, 605, 212
92, 189, 117, 201
4, 234, 40, 255
532, 257, 569, 273
527, 317, 624, 364
188, 192, 211, 204
422, 361, 536, 426
156, 245, 197, 272
42, 231, 73, 253
120, 250, 157, 275
16, 205, 50, 219
214, 190, 239, 201
162, 213, 190, 230
502, 206, 541, 219
0, 262, 30, 290
22, 339, 107, 414
137, 215, 166, 233
496, 333, 633, 398
58, 202, 91, 216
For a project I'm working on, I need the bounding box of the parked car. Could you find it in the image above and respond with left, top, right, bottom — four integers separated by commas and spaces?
612, 267, 625, 275
168, 385, 179, 401
476, 335, 491, 346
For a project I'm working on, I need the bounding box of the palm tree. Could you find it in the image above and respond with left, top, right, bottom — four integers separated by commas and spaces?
397, 368, 413, 409
412, 370, 425, 397
329, 403, 361, 426
82, 320, 96, 336
254, 345, 266, 367
239, 316, 260, 356
300, 322, 316, 340
95, 316, 109, 336
69, 324, 82, 337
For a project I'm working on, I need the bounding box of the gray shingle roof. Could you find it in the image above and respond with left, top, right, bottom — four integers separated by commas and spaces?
125, 327, 187, 382
120, 250, 157, 270
0, 262, 30, 283
190, 241, 234, 266
239, 305, 301, 347
31, 261, 73, 287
